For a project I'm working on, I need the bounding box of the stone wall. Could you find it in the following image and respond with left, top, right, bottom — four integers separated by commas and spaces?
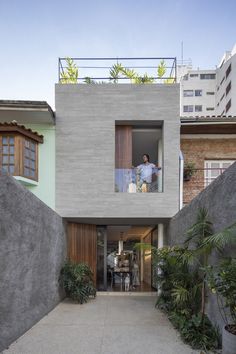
167, 161, 236, 331
0, 176, 67, 352
181, 137, 236, 204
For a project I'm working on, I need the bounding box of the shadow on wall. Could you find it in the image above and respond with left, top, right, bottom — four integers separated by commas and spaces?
0, 176, 67, 352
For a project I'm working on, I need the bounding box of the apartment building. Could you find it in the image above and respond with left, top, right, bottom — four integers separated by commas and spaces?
215, 44, 236, 116
179, 43, 236, 117
180, 69, 216, 116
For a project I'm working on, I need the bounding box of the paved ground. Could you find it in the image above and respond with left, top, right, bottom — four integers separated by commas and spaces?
3, 295, 199, 354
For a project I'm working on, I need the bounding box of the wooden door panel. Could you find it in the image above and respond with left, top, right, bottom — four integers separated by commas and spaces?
67, 223, 97, 285
115, 125, 132, 168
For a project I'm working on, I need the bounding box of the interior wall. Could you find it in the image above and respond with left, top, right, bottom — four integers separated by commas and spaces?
132, 129, 162, 166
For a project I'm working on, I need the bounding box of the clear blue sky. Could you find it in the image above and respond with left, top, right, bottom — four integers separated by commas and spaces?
0, 0, 236, 108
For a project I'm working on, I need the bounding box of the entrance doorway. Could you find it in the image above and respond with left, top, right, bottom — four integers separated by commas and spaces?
97, 225, 158, 292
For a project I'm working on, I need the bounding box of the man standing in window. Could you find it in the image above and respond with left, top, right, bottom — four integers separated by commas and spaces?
136, 154, 161, 192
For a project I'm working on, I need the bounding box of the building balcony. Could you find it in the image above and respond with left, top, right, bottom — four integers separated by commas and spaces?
115, 167, 162, 193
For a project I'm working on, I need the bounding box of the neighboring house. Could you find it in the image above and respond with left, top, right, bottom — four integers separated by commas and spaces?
179, 43, 236, 117
0, 100, 55, 209
181, 116, 236, 204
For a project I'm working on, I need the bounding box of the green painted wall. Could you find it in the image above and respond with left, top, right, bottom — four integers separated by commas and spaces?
25, 124, 55, 210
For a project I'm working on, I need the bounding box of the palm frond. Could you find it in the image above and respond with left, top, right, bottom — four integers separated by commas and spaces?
109, 63, 123, 83
157, 60, 166, 78
60, 57, 79, 84
172, 286, 190, 305
84, 76, 96, 84
184, 208, 213, 246
201, 222, 236, 251
134, 242, 156, 253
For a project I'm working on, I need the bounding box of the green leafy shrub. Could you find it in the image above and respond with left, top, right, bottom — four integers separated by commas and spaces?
154, 246, 201, 317
149, 208, 220, 351
169, 312, 219, 350
206, 257, 236, 334
179, 314, 219, 350
60, 261, 96, 304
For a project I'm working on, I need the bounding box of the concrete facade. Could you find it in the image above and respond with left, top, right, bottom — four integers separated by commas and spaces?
167, 162, 236, 331
180, 69, 216, 116
55, 84, 180, 222
0, 175, 67, 352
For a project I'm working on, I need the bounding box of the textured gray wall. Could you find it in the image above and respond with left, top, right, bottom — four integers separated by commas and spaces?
0, 176, 67, 352
167, 162, 236, 331
55, 84, 180, 221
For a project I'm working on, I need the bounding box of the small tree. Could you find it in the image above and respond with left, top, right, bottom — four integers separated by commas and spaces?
184, 208, 213, 318
60, 58, 79, 84
206, 258, 236, 334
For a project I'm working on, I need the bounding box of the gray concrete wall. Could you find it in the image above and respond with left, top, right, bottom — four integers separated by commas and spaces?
55, 84, 180, 221
167, 162, 236, 331
0, 176, 67, 352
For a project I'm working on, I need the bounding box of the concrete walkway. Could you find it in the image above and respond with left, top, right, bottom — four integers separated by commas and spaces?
3, 295, 199, 354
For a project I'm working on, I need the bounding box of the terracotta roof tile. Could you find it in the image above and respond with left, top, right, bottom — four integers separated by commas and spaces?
0, 121, 44, 143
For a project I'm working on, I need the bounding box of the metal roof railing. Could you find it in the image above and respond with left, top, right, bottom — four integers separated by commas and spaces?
58, 57, 177, 84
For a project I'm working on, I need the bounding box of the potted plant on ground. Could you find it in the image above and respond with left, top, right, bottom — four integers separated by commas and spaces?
206, 258, 236, 354
184, 161, 196, 181
60, 261, 96, 304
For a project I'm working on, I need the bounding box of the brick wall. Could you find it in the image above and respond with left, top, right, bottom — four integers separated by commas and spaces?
181, 137, 236, 204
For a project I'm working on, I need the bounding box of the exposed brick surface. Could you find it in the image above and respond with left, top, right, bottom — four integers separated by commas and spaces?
181, 138, 236, 203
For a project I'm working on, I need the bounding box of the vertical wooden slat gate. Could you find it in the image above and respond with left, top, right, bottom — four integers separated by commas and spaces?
67, 223, 97, 285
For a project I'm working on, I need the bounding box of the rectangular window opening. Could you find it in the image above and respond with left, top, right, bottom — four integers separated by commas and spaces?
115, 124, 163, 193
204, 160, 235, 187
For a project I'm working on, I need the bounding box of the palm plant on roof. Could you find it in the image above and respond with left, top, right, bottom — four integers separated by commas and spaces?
60, 58, 79, 84
109, 59, 168, 84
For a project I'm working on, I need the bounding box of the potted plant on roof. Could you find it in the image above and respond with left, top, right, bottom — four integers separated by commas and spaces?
184, 161, 196, 181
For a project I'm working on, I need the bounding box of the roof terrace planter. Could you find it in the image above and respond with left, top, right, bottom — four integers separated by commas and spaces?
58, 57, 177, 84
0, 122, 43, 183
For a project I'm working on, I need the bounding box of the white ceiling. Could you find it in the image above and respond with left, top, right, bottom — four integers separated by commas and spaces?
107, 225, 154, 241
